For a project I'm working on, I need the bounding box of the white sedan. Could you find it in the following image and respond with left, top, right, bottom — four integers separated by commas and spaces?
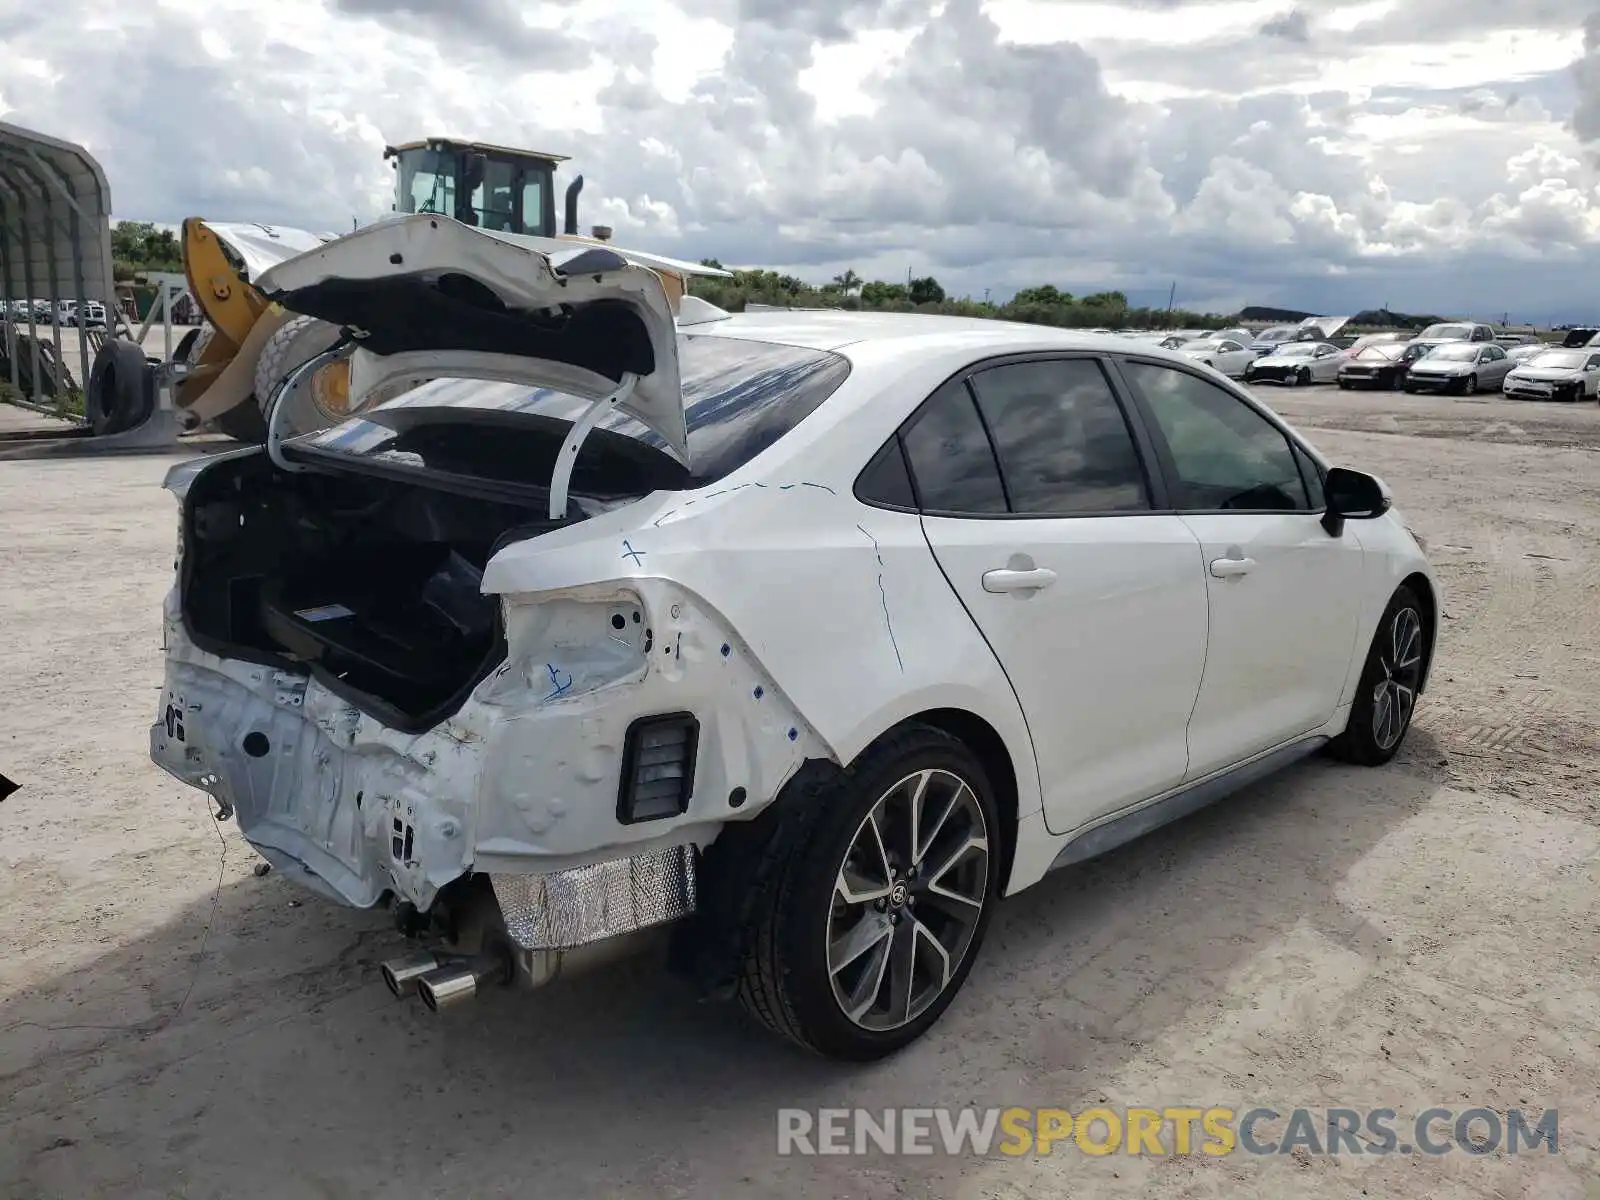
1179, 336, 1259, 377
1502, 348, 1600, 401
150, 215, 1439, 1061
1241, 341, 1345, 386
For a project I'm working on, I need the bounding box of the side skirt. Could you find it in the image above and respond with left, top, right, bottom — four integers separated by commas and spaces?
1047, 736, 1328, 873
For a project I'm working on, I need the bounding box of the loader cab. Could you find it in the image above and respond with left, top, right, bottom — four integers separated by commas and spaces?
384, 139, 570, 237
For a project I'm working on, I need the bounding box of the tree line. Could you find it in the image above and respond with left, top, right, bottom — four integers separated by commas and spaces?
689, 264, 1230, 331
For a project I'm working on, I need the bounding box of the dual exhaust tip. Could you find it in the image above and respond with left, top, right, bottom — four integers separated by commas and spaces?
381, 950, 510, 1013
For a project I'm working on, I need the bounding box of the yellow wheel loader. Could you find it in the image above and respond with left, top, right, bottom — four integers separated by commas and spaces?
168, 138, 724, 442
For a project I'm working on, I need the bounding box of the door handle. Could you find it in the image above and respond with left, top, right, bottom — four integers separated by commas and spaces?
982, 567, 1058, 593
1209, 556, 1256, 579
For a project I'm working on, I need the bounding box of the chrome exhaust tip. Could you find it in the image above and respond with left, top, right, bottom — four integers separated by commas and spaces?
416, 950, 511, 1014
381, 953, 440, 998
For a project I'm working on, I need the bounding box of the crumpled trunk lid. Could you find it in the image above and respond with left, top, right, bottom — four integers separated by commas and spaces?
255, 215, 691, 461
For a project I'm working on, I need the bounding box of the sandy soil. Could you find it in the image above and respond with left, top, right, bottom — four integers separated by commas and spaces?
1, 388, 1596, 1198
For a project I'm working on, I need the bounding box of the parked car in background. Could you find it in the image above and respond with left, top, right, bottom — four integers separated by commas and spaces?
1337, 343, 1415, 390
1558, 327, 1599, 348
1179, 336, 1259, 377
1243, 341, 1343, 386
1210, 327, 1253, 344
68, 300, 107, 328
1249, 325, 1302, 354
1407, 321, 1495, 348
1342, 332, 1406, 356
1403, 342, 1514, 394
1506, 343, 1550, 365
1502, 348, 1600, 401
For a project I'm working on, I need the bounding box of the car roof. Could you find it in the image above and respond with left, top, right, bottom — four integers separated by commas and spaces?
697, 308, 1150, 356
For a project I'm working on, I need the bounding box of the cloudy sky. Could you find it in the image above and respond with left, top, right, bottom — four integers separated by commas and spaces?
4, 0, 1600, 319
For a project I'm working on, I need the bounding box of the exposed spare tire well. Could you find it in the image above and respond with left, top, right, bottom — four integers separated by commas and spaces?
179, 451, 567, 732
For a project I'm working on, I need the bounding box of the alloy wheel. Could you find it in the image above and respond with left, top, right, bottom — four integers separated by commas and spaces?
826, 769, 989, 1031
1372, 607, 1424, 751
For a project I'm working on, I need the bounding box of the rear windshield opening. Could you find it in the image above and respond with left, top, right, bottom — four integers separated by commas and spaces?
290, 334, 852, 498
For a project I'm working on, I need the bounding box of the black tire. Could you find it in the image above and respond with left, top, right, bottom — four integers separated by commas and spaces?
212, 398, 269, 442
1337, 379, 1350, 390
1296, 367, 1310, 387
1328, 585, 1426, 767
173, 326, 202, 364
736, 724, 1001, 1060
83, 339, 155, 435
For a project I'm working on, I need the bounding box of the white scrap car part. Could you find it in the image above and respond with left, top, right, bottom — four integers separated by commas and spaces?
202, 222, 332, 283
256, 216, 689, 461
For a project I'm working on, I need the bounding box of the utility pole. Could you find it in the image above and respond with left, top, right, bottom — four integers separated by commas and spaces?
1166, 280, 1176, 313
984, 287, 991, 305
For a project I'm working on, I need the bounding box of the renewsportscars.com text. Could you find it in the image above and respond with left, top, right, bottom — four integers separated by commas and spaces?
776, 1106, 1559, 1157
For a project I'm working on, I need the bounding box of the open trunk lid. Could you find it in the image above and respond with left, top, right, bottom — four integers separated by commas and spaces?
254, 215, 690, 460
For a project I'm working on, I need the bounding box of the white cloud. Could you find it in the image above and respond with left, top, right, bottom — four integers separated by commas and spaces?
1, 0, 1598, 317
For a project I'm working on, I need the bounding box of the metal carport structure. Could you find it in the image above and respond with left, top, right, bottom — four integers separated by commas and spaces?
0, 119, 116, 408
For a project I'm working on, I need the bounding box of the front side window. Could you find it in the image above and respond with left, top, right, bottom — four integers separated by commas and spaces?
900, 380, 1009, 514
966, 359, 1149, 514
1121, 361, 1311, 512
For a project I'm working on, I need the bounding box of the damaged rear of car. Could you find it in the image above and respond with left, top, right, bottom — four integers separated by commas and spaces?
151, 216, 854, 1012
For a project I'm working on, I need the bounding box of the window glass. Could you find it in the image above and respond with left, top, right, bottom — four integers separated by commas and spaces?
856, 437, 916, 509
901, 380, 1008, 514
966, 359, 1148, 514
469, 159, 517, 231
1291, 442, 1326, 509
298, 335, 852, 488
1122, 361, 1311, 512
520, 176, 545, 235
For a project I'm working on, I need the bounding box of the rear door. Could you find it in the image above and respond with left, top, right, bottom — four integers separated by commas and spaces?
902, 356, 1210, 836
1115, 358, 1366, 778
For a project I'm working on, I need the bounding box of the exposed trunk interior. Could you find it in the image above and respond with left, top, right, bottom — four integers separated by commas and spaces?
181, 451, 564, 731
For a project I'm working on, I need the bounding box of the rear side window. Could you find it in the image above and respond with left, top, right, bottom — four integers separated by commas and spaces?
966, 359, 1149, 514
900, 380, 1008, 514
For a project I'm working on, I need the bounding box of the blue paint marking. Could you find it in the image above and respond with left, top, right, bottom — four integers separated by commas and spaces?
787, 727, 798, 742
856, 524, 904, 673
800, 481, 837, 495
720, 643, 731, 657
545, 663, 573, 699
620, 539, 646, 566
778, 484, 797, 491
753, 686, 764, 700
652, 510, 676, 527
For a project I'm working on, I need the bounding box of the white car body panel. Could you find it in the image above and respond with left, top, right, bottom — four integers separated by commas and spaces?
1177, 512, 1366, 775
203, 222, 336, 282
255, 215, 691, 459
918, 514, 1209, 836
152, 305, 1439, 916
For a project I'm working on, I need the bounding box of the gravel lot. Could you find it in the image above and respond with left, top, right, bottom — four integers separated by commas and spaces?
1, 388, 1597, 1198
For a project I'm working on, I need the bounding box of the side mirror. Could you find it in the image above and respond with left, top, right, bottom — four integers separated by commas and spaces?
1322, 466, 1390, 535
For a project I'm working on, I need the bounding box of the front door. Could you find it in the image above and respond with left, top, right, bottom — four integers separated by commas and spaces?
901, 359, 1210, 835
1116, 359, 1366, 778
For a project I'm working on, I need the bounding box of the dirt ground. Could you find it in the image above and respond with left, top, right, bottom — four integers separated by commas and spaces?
1, 388, 1597, 1198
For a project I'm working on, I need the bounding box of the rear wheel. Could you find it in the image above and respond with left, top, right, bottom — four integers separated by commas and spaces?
1463, 373, 1478, 394
1296, 367, 1310, 386
1329, 586, 1426, 766
736, 725, 999, 1060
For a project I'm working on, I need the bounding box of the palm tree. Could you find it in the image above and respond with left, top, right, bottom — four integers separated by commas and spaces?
832, 269, 862, 295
